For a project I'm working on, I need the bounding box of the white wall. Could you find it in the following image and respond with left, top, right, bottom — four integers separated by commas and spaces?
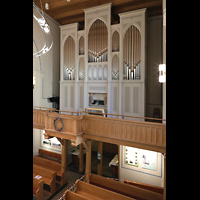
33, 8, 60, 155
146, 16, 162, 119
119, 145, 164, 187
33, 8, 60, 108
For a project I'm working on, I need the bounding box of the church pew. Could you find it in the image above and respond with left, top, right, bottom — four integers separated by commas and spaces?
33, 155, 65, 184
33, 164, 56, 195
64, 190, 90, 200
37, 148, 61, 163
75, 180, 135, 200
124, 179, 164, 194
33, 177, 44, 200
89, 173, 163, 200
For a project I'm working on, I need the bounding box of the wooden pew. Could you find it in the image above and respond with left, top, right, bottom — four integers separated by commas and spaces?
37, 148, 61, 163
75, 180, 135, 200
33, 177, 44, 200
33, 155, 65, 185
124, 179, 164, 194
33, 164, 56, 195
64, 190, 90, 200
89, 173, 163, 200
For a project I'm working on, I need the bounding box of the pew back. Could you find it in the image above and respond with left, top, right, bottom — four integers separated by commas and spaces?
33, 164, 56, 195
38, 148, 61, 162
75, 180, 135, 200
33, 155, 62, 176
89, 173, 163, 200
124, 180, 164, 194
64, 190, 90, 200
33, 177, 44, 200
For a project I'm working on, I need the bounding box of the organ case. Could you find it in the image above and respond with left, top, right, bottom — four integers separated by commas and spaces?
59, 5, 146, 119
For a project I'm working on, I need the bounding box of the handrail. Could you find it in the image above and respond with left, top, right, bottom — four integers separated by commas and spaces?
81, 111, 166, 122
33, 106, 166, 122
33, 106, 56, 110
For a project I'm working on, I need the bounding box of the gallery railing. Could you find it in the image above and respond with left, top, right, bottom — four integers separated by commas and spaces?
33, 107, 166, 153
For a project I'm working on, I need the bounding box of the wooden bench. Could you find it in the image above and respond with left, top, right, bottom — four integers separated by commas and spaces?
37, 148, 61, 163
33, 155, 65, 185
64, 190, 90, 200
33, 177, 44, 200
124, 179, 164, 195
89, 173, 163, 200
74, 180, 135, 200
33, 164, 56, 195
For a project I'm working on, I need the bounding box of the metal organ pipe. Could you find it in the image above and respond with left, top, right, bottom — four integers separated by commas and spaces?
88, 19, 108, 63
123, 25, 141, 80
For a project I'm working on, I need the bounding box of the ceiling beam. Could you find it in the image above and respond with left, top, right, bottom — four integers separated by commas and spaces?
59, 13, 85, 25
113, 0, 162, 16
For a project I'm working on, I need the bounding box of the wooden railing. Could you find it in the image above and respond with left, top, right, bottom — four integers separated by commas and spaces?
33, 107, 166, 153
44, 111, 84, 146
33, 107, 56, 129
82, 114, 166, 153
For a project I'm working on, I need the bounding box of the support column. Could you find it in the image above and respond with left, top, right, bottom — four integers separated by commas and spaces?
79, 143, 84, 173
61, 139, 68, 185
118, 145, 120, 179
97, 141, 103, 176
84, 140, 91, 183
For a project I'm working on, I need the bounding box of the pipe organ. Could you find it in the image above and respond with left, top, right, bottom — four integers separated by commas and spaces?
60, 3, 146, 119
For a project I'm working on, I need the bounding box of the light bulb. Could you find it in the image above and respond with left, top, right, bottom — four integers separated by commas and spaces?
45, 3, 49, 10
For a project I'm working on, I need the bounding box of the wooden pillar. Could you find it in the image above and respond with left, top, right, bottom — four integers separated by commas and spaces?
118, 144, 120, 179
84, 140, 91, 183
61, 139, 68, 185
79, 143, 84, 173
97, 141, 103, 176
163, 153, 166, 200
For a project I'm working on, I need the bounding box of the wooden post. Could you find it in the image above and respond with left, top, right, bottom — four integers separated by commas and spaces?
97, 141, 103, 176
61, 139, 68, 185
85, 140, 91, 183
163, 153, 166, 200
79, 143, 84, 173
118, 144, 120, 179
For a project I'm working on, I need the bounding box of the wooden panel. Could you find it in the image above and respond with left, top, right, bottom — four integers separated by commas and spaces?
90, 173, 163, 200
75, 181, 135, 200
64, 191, 90, 200
45, 112, 83, 135
33, 108, 166, 153
124, 179, 164, 195
82, 115, 166, 153
33, 109, 50, 129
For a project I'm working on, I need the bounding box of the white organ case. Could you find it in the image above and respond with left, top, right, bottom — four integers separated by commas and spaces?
59, 4, 146, 119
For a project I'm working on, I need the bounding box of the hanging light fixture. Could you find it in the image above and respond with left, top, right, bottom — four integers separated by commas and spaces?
33, 1, 53, 57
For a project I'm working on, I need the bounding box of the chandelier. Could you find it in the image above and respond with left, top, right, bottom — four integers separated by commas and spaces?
33, 1, 53, 57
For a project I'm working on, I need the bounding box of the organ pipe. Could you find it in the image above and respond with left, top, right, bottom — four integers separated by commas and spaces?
88, 19, 108, 62
123, 25, 141, 80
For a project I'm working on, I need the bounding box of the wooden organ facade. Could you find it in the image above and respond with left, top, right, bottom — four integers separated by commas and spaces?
59, 4, 146, 119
